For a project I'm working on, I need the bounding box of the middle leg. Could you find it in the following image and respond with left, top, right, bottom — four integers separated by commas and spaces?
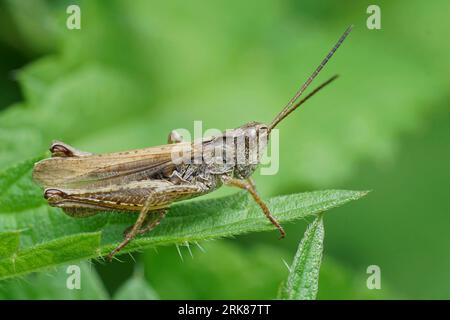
123, 208, 167, 237
107, 198, 155, 261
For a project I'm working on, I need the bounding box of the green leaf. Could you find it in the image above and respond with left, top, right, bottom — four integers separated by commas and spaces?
0, 232, 102, 280
0, 157, 367, 280
278, 215, 324, 300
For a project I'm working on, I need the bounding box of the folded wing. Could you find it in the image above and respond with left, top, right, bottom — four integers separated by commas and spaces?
32, 142, 195, 188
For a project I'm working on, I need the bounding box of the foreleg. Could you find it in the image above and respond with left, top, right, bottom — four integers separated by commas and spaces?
222, 176, 285, 238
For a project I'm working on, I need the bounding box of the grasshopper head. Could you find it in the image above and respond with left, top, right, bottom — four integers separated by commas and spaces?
231, 121, 270, 179
237, 121, 270, 140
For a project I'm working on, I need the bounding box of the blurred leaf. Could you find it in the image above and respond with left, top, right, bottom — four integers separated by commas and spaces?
0, 262, 108, 299
317, 257, 397, 299
325, 102, 450, 299
143, 240, 396, 299
278, 216, 324, 300
143, 241, 289, 299
114, 271, 159, 300
1, 0, 60, 55
0, 63, 150, 167
0, 156, 367, 280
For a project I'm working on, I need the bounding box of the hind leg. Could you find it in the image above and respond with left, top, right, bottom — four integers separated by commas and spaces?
50, 140, 93, 157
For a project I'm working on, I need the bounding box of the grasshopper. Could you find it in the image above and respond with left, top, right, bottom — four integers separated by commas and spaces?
32, 26, 352, 260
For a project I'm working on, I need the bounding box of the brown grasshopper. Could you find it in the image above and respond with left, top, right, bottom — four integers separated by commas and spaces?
32, 26, 352, 260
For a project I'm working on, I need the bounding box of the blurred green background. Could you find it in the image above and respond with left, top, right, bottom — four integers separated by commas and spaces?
0, 0, 449, 299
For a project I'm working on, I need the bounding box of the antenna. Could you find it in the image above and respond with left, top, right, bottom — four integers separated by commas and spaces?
269, 25, 353, 131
